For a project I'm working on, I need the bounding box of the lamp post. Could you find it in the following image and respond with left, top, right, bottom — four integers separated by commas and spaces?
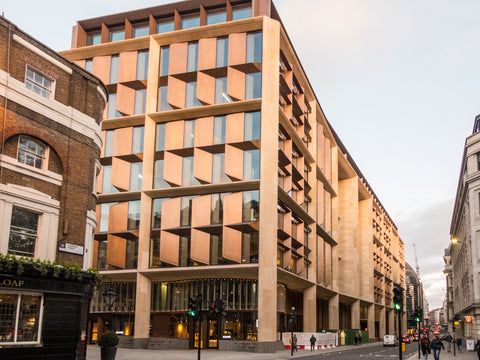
289, 307, 296, 357
102, 282, 118, 333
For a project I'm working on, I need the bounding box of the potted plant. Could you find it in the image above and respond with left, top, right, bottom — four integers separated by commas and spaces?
97, 331, 119, 360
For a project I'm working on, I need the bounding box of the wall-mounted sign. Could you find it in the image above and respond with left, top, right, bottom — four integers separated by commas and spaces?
0, 278, 25, 287
58, 242, 84, 256
465, 316, 473, 324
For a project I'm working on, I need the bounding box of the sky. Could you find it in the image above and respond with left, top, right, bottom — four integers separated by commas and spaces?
2, 0, 479, 310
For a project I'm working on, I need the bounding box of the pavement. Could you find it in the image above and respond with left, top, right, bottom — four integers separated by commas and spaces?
86, 342, 478, 360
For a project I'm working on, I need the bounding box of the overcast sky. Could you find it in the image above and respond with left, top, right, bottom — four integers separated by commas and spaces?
2, 0, 479, 310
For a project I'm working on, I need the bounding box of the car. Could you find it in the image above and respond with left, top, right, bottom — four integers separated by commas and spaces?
383, 335, 398, 346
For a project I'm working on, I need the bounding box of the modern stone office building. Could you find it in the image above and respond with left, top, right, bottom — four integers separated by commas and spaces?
0, 16, 106, 360
449, 114, 480, 341
61, 0, 405, 352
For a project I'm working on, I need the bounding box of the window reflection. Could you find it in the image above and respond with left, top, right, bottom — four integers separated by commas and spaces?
183, 120, 195, 148
245, 72, 261, 100
246, 32, 262, 63
216, 37, 228, 68
207, 11, 226, 25
156, 123, 166, 151
132, 126, 144, 154
244, 112, 261, 141
154, 160, 170, 189
232, 7, 252, 20
244, 149, 260, 180
110, 55, 119, 84
181, 16, 200, 29
213, 116, 226, 144
182, 157, 200, 186
215, 77, 231, 104
134, 89, 147, 115
186, 42, 198, 72
136, 50, 149, 80
158, 86, 172, 111
160, 47, 170, 76
109, 28, 125, 42
133, 25, 149, 38
127, 200, 141, 230
242, 191, 259, 222
157, 21, 174, 34
185, 82, 202, 108
130, 162, 143, 191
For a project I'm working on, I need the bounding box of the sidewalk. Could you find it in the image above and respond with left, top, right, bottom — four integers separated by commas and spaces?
406, 349, 476, 360
86, 342, 382, 360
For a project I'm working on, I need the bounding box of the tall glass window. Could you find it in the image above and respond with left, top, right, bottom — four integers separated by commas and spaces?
134, 89, 147, 115
185, 82, 201, 108
87, 32, 101, 46
246, 32, 262, 63
104, 130, 114, 157
152, 198, 165, 228
156, 123, 166, 151
109, 55, 119, 84
130, 162, 143, 191
182, 157, 200, 186
154, 160, 169, 189
160, 47, 170, 76
179, 236, 191, 267
215, 77, 231, 104
158, 86, 172, 111
127, 200, 141, 230
232, 7, 252, 20
133, 24, 149, 38
157, 21, 174, 34
8, 207, 38, 257
244, 149, 260, 180
207, 11, 226, 25
109, 28, 125, 42
107, 93, 121, 118
136, 51, 149, 80
180, 196, 195, 226
212, 153, 229, 184
242, 232, 259, 264
132, 126, 144, 154
99, 202, 117, 232
216, 37, 228, 68
242, 191, 259, 222
210, 235, 223, 265
213, 116, 226, 144
244, 111, 261, 141
211, 193, 225, 224
245, 72, 261, 100
183, 120, 195, 148
102, 165, 119, 194
186, 42, 198, 72
181, 16, 200, 29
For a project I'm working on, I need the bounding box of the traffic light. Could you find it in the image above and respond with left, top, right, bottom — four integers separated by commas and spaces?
188, 296, 198, 317
414, 307, 422, 322
393, 284, 403, 312
218, 299, 227, 318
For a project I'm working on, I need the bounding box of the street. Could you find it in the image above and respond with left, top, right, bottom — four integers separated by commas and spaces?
306, 343, 417, 360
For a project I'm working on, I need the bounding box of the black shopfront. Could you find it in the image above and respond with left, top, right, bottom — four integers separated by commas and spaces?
0, 272, 95, 360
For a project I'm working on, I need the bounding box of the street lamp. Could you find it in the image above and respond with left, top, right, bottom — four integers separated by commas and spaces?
288, 307, 297, 357
451, 237, 459, 245
102, 282, 118, 333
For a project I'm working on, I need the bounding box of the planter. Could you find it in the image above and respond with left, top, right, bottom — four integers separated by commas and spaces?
100, 346, 117, 360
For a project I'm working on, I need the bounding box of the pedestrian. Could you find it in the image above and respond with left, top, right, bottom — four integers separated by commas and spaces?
357, 331, 362, 346
456, 337, 462, 353
292, 334, 297, 352
445, 333, 452, 352
421, 334, 431, 360
430, 335, 445, 360
310, 334, 317, 351
474, 337, 480, 360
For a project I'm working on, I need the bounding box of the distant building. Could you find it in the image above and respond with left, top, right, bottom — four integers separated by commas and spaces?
0, 16, 107, 359
61, 0, 405, 352
405, 262, 423, 329
443, 247, 454, 333
449, 114, 480, 341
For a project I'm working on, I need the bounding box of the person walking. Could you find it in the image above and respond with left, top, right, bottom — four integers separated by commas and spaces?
421, 334, 431, 360
357, 331, 362, 346
310, 334, 317, 351
474, 337, 480, 360
292, 334, 297, 352
456, 336, 462, 353
430, 335, 445, 360
445, 333, 452, 352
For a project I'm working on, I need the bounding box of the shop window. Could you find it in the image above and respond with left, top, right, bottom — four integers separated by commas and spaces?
25, 65, 54, 99
0, 293, 42, 344
133, 24, 149, 38
181, 16, 200, 29
17, 136, 46, 170
245, 72, 261, 100
207, 11, 226, 25
243, 149, 260, 180
136, 50, 149, 80
216, 37, 228, 68
134, 89, 147, 115
244, 111, 261, 141
186, 42, 198, 72
110, 55, 119, 84
157, 20, 174, 34
232, 7, 252, 20
109, 28, 125, 42
86, 31, 101, 46
8, 207, 39, 257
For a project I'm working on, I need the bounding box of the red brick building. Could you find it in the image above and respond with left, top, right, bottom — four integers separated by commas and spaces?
0, 16, 107, 359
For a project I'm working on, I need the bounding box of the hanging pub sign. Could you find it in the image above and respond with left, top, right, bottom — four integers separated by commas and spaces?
465, 316, 473, 324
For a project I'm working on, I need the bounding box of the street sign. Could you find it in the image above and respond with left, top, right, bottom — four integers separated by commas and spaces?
58, 242, 84, 255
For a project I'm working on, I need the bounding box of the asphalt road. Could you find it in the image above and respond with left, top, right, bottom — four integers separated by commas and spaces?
309, 342, 418, 359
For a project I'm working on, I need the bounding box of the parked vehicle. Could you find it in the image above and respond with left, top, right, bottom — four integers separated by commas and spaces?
383, 335, 398, 347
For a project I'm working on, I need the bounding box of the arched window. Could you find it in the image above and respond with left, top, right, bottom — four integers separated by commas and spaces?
17, 136, 47, 170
